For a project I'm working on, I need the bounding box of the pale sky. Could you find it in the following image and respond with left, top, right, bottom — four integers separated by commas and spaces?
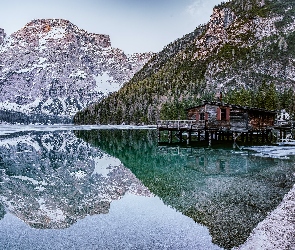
0, 0, 224, 54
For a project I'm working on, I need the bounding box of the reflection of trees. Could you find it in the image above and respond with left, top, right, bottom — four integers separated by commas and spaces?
76, 129, 295, 249
0, 131, 150, 229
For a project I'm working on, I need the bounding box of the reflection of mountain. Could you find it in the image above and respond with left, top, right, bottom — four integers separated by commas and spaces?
0, 131, 150, 229
76, 129, 295, 249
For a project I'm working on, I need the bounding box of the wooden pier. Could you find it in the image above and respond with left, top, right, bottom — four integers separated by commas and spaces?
157, 101, 295, 146
156, 120, 291, 146
157, 101, 295, 145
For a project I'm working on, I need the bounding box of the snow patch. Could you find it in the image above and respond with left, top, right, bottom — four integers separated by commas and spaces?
0, 97, 73, 117
35, 186, 46, 191
93, 155, 122, 177
16, 68, 32, 73
69, 70, 87, 79
39, 27, 65, 42
39, 57, 47, 64
0, 97, 42, 114
11, 176, 47, 186
40, 133, 55, 151
93, 73, 121, 93
38, 198, 66, 223
0, 36, 14, 53
15, 61, 50, 73
38, 27, 66, 51
71, 170, 87, 179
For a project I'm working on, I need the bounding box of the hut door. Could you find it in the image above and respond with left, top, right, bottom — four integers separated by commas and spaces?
221, 108, 226, 120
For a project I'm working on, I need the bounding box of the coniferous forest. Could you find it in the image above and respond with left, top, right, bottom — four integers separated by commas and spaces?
74, 0, 295, 125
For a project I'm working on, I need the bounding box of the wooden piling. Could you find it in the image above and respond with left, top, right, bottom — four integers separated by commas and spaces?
187, 131, 191, 145
168, 131, 172, 144
179, 131, 183, 142
157, 119, 280, 146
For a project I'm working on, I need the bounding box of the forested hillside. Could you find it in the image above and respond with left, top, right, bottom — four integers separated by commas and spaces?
74, 0, 295, 125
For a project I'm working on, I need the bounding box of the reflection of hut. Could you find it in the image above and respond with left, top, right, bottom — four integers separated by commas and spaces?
186, 101, 276, 131
192, 149, 249, 175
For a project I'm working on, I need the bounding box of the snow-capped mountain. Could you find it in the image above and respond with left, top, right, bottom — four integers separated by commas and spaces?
0, 19, 152, 124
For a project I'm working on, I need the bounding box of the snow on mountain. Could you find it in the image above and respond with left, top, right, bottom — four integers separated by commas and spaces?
0, 19, 153, 124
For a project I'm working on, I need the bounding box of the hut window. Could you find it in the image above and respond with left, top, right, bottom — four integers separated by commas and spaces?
221, 108, 226, 120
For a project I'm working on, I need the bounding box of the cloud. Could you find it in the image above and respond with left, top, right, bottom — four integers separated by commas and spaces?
185, 0, 224, 24
186, 0, 206, 17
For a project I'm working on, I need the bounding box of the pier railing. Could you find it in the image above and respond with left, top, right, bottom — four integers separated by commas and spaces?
157, 120, 206, 130
157, 120, 272, 131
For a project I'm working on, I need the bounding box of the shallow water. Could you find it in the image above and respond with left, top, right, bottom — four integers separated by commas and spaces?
0, 125, 295, 249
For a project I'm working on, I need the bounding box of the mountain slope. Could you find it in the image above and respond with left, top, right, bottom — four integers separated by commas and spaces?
0, 19, 152, 124
74, 0, 295, 125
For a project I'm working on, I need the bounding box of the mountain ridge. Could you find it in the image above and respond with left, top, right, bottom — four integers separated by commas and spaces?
0, 19, 152, 124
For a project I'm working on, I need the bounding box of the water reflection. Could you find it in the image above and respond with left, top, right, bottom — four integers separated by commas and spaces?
0, 131, 151, 229
158, 146, 268, 175
76, 129, 295, 249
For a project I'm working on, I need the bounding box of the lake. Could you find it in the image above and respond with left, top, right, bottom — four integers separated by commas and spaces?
0, 125, 294, 249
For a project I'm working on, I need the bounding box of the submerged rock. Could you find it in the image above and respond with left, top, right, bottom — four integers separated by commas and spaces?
236, 183, 295, 250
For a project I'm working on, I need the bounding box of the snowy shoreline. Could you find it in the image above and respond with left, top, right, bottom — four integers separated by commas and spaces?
0, 124, 157, 136
236, 183, 295, 250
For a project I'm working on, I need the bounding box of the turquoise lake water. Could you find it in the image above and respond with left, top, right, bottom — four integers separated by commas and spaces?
0, 125, 294, 249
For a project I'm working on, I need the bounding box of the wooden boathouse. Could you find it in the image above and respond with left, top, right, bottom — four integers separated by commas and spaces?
157, 101, 279, 145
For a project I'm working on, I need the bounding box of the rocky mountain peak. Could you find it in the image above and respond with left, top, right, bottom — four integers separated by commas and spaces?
13, 19, 72, 40
23, 18, 72, 30
10, 19, 112, 49
0, 19, 152, 124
